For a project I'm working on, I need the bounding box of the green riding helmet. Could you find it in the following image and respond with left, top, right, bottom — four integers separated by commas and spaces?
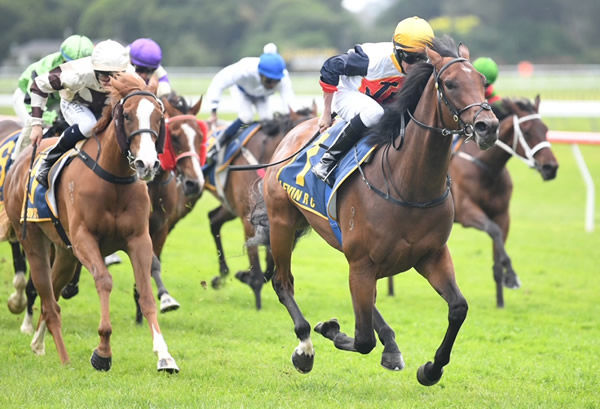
473, 57, 499, 85
60, 35, 94, 62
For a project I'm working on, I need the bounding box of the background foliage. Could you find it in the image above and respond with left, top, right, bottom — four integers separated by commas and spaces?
1, 0, 599, 67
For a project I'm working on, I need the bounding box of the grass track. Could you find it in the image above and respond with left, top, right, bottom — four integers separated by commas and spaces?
0, 143, 599, 408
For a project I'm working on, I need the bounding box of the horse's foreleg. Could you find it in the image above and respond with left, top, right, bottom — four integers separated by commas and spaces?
20, 277, 37, 334
208, 205, 236, 288
415, 245, 468, 386
150, 254, 180, 314
71, 235, 114, 371
236, 219, 266, 310
373, 306, 404, 371
493, 212, 520, 292
7, 242, 28, 314
128, 235, 178, 373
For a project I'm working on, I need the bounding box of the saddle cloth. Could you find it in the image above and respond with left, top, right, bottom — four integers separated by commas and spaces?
277, 120, 377, 245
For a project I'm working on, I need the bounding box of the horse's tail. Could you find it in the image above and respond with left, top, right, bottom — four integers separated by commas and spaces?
247, 180, 270, 247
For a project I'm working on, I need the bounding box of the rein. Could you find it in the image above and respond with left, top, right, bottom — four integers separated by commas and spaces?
357, 56, 490, 208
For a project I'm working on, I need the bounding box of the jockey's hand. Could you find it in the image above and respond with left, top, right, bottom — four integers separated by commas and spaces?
30, 125, 43, 147
318, 111, 332, 133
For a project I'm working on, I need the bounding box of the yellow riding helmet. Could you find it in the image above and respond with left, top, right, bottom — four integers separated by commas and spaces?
393, 16, 434, 53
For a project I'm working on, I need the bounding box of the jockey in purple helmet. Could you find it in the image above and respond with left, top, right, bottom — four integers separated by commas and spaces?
205, 43, 296, 160
129, 38, 172, 97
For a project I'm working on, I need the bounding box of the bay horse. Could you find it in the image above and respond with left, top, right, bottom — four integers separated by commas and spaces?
4, 73, 179, 372
207, 104, 317, 310
249, 36, 498, 385
450, 95, 558, 307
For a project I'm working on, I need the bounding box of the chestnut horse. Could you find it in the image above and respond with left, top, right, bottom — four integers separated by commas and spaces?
131, 94, 206, 323
4, 73, 178, 372
451, 95, 558, 307
249, 36, 498, 385
207, 105, 317, 310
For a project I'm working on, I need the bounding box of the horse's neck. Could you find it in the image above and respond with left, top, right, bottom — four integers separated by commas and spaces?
398, 83, 452, 199
93, 128, 135, 178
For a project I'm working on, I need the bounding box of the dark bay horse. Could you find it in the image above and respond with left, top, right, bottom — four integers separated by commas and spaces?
207, 104, 317, 310
4, 73, 179, 372
450, 95, 558, 307
249, 36, 498, 385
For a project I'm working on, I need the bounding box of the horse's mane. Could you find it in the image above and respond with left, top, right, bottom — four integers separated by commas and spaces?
94, 73, 148, 134
261, 107, 315, 136
368, 35, 460, 145
492, 97, 536, 120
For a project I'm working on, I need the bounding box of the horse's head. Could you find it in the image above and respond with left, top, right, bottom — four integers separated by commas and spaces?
262, 102, 319, 137
161, 96, 206, 196
496, 95, 558, 180
426, 41, 499, 150
109, 73, 165, 181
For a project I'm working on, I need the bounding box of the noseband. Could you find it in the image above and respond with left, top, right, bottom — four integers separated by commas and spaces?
408, 57, 492, 139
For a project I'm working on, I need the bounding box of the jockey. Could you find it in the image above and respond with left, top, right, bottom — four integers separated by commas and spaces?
473, 57, 501, 104
12, 35, 94, 158
128, 38, 172, 97
312, 16, 434, 186
205, 43, 296, 159
29, 39, 131, 188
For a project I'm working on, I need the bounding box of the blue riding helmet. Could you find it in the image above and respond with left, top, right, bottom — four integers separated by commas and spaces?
258, 53, 286, 80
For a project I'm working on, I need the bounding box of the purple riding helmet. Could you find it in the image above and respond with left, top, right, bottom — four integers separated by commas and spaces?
129, 38, 162, 69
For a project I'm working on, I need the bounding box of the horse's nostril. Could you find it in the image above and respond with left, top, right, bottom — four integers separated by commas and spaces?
134, 159, 145, 169
153, 161, 160, 171
474, 121, 488, 133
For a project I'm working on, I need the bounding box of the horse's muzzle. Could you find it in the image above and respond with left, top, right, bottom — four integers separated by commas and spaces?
182, 177, 202, 197
538, 162, 559, 181
135, 159, 161, 181
474, 118, 499, 150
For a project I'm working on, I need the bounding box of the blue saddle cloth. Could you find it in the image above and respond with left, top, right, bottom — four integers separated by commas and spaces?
277, 121, 377, 245
202, 122, 261, 190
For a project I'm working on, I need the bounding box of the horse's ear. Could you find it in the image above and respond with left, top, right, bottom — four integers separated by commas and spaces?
311, 99, 318, 116
156, 117, 166, 154
289, 105, 299, 122
161, 96, 179, 117
534, 94, 541, 112
457, 42, 470, 60
426, 47, 441, 66
190, 95, 203, 116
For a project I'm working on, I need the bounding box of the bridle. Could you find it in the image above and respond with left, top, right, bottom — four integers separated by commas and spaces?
494, 113, 551, 167
164, 114, 203, 165
357, 56, 491, 208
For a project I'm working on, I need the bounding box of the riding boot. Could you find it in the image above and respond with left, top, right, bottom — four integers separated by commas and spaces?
312, 115, 367, 186
35, 124, 86, 188
206, 118, 244, 164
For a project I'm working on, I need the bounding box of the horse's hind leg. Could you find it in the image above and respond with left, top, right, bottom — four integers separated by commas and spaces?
373, 306, 404, 370
60, 263, 82, 299
208, 205, 236, 288
20, 277, 37, 335
236, 219, 266, 310
415, 245, 468, 386
7, 242, 27, 314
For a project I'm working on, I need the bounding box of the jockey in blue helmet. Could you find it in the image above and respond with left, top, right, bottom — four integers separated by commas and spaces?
205, 43, 296, 160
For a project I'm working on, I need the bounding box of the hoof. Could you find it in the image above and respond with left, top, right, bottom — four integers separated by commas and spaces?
61, 283, 79, 300
381, 352, 405, 371
291, 349, 314, 374
417, 361, 443, 386
104, 253, 122, 266
7, 273, 27, 314
30, 341, 45, 356
211, 276, 224, 289
504, 274, 521, 289
159, 294, 180, 313
90, 349, 112, 371
314, 318, 340, 340
157, 357, 179, 373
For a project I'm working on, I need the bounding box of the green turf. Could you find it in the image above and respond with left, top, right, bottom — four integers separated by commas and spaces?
0, 142, 598, 408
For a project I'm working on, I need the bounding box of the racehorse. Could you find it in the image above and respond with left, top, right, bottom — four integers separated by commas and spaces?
131, 94, 206, 323
249, 36, 498, 385
4, 73, 179, 372
450, 95, 558, 307
207, 104, 317, 310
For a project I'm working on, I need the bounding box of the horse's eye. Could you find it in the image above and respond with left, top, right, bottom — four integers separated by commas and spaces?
444, 80, 457, 90
123, 112, 130, 121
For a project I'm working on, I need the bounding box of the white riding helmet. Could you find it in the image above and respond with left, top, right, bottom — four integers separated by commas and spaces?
91, 39, 129, 72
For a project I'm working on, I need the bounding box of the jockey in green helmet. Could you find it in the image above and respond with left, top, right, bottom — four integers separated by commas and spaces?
473, 57, 500, 104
